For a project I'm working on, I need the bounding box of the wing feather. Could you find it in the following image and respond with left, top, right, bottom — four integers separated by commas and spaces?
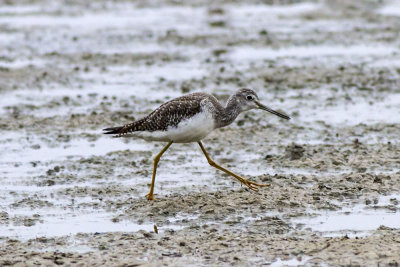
103, 93, 207, 137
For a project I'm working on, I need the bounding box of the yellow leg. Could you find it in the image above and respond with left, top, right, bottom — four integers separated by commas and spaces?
198, 141, 269, 191
146, 141, 173, 200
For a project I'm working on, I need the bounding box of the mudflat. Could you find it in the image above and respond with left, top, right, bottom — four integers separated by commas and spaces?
0, 0, 399, 266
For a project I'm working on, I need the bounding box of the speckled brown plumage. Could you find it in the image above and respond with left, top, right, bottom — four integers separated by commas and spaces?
103, 93, 213, 137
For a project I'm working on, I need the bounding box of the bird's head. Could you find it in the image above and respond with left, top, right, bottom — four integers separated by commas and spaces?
235, 88, 290, 120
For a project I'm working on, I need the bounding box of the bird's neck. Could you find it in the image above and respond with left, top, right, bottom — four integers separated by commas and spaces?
215, 96, 241, 128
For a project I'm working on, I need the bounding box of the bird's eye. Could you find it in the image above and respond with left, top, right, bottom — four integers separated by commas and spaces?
246, 95, 254, 100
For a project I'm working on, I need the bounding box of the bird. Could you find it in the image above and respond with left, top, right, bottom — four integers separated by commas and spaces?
103, 88, 290, 200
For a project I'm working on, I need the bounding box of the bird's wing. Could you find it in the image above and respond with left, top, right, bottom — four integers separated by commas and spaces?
140, 97, 202, 131
103, 94, 204, 136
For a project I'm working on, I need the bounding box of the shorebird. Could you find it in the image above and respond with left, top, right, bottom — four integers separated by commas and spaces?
103, 88, 290, 200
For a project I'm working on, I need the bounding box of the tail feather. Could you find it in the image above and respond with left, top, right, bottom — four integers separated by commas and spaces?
103, 126, 124, 135
103, 119, 146, 137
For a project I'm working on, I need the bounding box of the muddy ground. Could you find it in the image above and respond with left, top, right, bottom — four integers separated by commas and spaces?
0, 0, 400, 266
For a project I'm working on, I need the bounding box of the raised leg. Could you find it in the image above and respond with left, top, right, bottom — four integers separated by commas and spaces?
146, 141, 173, 200
198, 141, 269, 191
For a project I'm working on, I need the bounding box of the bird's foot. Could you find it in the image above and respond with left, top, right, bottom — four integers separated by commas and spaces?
238, 177, 269, 192
146, 193, 154, 201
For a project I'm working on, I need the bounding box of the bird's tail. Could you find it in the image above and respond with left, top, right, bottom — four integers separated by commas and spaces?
103, 126, 124, 135
103, 119, 145, 137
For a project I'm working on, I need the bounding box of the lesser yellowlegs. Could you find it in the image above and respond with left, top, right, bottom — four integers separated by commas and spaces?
103, 88, 290, 200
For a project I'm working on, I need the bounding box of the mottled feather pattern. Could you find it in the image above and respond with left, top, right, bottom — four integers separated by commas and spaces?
104, 93, 214, 137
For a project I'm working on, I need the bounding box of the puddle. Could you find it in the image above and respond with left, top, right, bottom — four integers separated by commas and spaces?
297, 93, 400, 125
293, 195, 400, 237
0, 59, 47, 69
231, 2, 319, 17
270, 256, 311, 267
105, 62, 207, 82
231, 45, 397, 62
378, 1, 400, 16
0, 134, 149, 163
0, 209, 180, 241
0, 5, 43, 15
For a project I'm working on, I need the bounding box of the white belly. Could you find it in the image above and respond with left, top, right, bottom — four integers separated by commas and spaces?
134, 111, 215, 143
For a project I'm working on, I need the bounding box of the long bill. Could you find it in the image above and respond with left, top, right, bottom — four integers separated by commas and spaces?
255, 100, 291, 120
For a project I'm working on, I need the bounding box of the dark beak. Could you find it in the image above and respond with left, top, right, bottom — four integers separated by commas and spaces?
255, 101, 291, 120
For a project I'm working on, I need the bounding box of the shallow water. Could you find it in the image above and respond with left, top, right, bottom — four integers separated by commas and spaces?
0, 211, 154, 240
293, 195, 400, 237
270, 256, 312, 267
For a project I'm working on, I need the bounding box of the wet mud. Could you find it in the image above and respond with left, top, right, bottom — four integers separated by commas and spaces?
0, 0, 400, 266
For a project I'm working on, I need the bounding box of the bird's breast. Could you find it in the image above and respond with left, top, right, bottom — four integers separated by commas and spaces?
166, 110, 215, 143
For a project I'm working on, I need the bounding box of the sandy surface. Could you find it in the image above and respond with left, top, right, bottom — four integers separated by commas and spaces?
1, 0, 400, 266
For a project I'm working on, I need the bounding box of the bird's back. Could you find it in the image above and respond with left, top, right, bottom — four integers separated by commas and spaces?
103, 92, 219, 137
